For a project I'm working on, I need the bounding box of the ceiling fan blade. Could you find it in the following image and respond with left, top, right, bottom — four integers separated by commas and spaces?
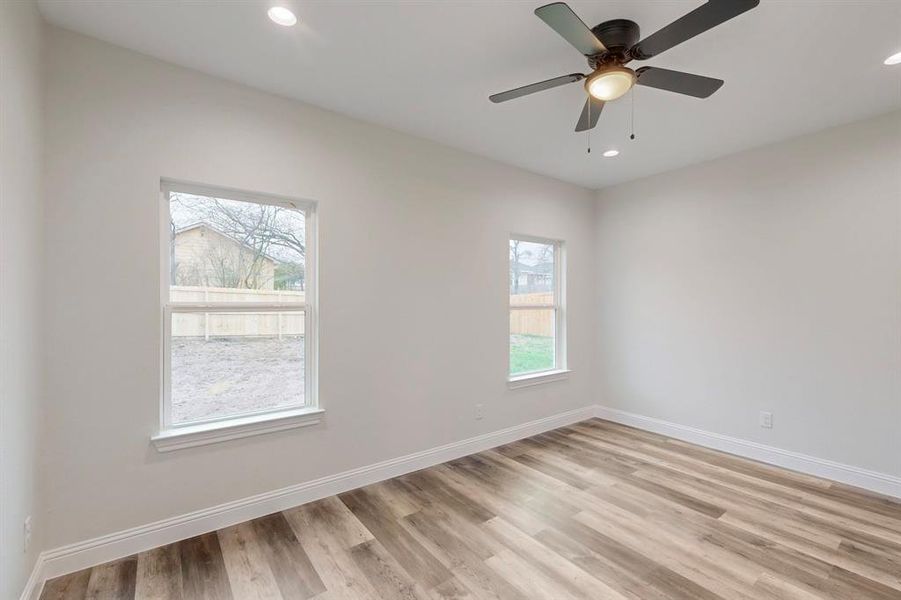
489, 73, 585, 103
535, 2, 607, 56
630, 0, 759, 60
635, 67, 723, 98
575, 96, 605, 132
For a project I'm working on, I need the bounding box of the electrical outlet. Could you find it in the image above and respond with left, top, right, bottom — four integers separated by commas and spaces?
475, 403, 484, 420
23, 516, 32, 553
759, 411, 773, 429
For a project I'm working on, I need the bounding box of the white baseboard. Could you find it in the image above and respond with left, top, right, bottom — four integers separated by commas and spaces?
24, 405, 596, 597
593, 405, 901, 500
19, 555, 45, 600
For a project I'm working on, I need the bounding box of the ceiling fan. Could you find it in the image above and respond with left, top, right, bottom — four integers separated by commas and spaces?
489, 0, 760, 132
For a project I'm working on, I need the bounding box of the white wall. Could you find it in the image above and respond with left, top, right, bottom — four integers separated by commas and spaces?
0, 0, 44, 596
595, 110, 901, 478
40, 27, 597, 550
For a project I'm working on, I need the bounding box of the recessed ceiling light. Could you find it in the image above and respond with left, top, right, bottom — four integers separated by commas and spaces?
603, 149, 619, 158
268, 6, 297, 27
885, 51, 901, 65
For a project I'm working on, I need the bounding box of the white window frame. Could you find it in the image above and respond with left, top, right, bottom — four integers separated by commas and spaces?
152, 180, 321, 451
508, 234, 570, 388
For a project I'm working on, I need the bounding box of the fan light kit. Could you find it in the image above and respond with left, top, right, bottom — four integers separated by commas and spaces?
489, 1, 760, 134
885, 51, 901, 66
268, 6, 297, 27
587, 67, 635, 101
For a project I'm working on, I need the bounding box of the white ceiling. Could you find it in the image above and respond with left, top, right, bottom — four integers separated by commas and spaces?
38, 0, 901, 189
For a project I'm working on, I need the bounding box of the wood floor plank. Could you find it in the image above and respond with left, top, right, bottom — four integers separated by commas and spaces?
250, 512, 325, 599
428, 576, 476, 600
135, 544, 183, 599
482, 516, 631, 600
431, 463, 550, 536
598, 497, 767, 591
401, 508, 491, 566
389, 494, 525, 600
289, 495, 374, 549
39, 418, 901, 600
217, 521, 283, 600
753, 572, 829, 600
285, 499, 382, 600
572, 509, 759, 600
401, 469, 496, 524
85, 557, 137, 600
485, 548, 584, 600
349, 539, 431, 600
533, 526, 673, 600
339, 488, 452, 589
41, 568, 92, 600
178, 533, 233, 600
367, 479, 421, 520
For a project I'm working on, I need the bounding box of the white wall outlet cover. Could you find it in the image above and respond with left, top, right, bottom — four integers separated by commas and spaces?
759, 412, 773, 428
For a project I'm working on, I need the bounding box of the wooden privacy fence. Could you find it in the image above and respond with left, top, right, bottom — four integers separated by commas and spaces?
510, 292, 554, 337
171, 286, 305, 339
170, 287, 552, 339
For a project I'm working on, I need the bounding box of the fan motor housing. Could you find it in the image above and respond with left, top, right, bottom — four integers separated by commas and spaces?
591, 19, 640, 53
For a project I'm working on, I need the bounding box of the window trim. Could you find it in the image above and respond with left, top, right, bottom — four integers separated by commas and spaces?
151, 407, 324, 452
508, 369, 572, 389
154, 180, 319, 450
508, 234, 568, 385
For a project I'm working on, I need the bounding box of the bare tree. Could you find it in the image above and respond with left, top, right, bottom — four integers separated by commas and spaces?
170, 193, 305, 290
169, 218, 179, 284
201, 199, 304, 259
510, 240, 532, 295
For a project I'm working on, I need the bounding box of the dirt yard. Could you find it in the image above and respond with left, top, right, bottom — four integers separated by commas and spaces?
170, 336, 305, 424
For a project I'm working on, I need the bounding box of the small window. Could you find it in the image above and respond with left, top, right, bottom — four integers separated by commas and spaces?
160, 183, 317, 435
509, 236, 565, 378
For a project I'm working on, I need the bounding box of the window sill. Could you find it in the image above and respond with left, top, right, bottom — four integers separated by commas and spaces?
151, 407, 324, 452
507, 369, 572, 389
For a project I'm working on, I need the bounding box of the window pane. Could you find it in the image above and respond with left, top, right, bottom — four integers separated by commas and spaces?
170, 311, 304, 424
168, 192, 305, 303
510, 239, 554, 305
509, 308, 555, 375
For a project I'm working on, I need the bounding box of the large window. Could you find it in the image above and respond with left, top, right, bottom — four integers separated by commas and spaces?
155, 182, 318, 450
509, 236, 565, 380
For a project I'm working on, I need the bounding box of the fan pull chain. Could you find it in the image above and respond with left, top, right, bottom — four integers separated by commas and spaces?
630, 87, 636, 140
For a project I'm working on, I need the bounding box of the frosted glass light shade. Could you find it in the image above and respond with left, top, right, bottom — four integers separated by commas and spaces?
586, 67, 635, 102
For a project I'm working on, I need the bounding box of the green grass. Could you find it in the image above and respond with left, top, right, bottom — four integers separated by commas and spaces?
509, 334, 555, 376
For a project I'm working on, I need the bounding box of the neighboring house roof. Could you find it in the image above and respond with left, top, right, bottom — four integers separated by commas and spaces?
512, 261, 553, 275
175, 222, 280, 264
